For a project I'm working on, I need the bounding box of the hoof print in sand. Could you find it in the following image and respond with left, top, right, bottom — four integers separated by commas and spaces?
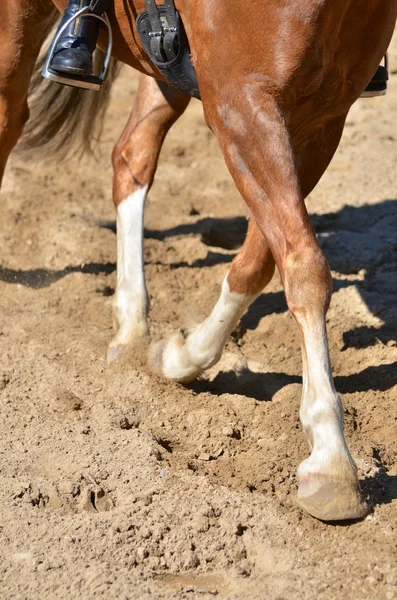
15, 479, 114, 514
53, 388, 83, 412
82, 487, 115, 513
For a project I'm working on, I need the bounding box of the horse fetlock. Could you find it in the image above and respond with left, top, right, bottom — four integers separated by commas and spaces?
113, 288, 148, 326
300, 400, 344, 443
108, 299, 150, 363
298, 445, 357, 481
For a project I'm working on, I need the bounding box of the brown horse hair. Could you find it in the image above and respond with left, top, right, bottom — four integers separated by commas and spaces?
17, 11, 121, 159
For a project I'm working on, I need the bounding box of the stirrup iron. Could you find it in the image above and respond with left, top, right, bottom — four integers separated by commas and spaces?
42, 6, 113, 91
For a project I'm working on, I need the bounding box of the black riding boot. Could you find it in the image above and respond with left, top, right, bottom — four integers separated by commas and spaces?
363, 64, 388, 96
50, 0, 100, 78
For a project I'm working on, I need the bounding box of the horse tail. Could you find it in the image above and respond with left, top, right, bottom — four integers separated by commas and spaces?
18, 24, 121, 158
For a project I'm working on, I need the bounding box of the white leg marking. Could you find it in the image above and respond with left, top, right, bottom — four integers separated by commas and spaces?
298, 317, 356, 479
296, 315, 368, 520
152, 276, 256, 382
108, 186, 149, 362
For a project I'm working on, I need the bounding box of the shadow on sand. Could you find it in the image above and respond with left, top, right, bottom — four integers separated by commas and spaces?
362, 448, 397, 510
1, 199, 396, 386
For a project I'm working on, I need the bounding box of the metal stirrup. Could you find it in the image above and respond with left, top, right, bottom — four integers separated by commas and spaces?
42, 6, 113, 91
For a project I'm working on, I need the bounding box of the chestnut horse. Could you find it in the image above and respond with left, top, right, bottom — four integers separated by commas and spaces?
1, 0, 396, 521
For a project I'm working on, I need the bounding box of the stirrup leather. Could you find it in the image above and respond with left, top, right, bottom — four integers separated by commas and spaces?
42, 6, 113, 91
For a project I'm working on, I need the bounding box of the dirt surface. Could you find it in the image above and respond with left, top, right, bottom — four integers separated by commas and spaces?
1, 36, 397, 600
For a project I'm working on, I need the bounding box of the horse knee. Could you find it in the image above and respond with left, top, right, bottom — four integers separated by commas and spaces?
111, 142, 129, 186
283, 247, 332, 318
112, 141, 152, 207
111, 142, 124, 174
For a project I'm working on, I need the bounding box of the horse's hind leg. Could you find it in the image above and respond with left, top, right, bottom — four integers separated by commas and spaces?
149, 216, 275, 382
108, 75, 190, 363
0, 1, 55, 184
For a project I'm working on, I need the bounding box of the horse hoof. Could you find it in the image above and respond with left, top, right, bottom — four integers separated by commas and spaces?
107, 342, 127, 364
148, 340, 166, 376
297, 475, 369, 522
107, 330, 150, 365
148, 337, 200, 384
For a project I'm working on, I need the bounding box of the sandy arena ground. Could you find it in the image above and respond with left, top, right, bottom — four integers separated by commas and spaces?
0, 34, 397, 600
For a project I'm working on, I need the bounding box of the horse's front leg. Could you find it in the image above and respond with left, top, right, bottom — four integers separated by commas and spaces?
149, 216, 275, 381
200, 84, 367, 521
108, 75, 190, 362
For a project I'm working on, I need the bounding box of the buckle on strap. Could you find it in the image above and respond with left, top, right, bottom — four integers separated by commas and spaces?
144, 0, 179, 63
137, 1, 200, 99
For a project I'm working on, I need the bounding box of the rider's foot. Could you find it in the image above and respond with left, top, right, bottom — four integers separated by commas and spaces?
49, 0, 99, 80
362, 63, 388, 97
51, 46, 93, 77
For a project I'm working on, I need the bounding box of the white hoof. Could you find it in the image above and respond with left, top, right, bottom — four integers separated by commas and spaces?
107, 327, 150, 364
297, 473, 369, 521
148, 332, 206, 383
107, 342, 128, 364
